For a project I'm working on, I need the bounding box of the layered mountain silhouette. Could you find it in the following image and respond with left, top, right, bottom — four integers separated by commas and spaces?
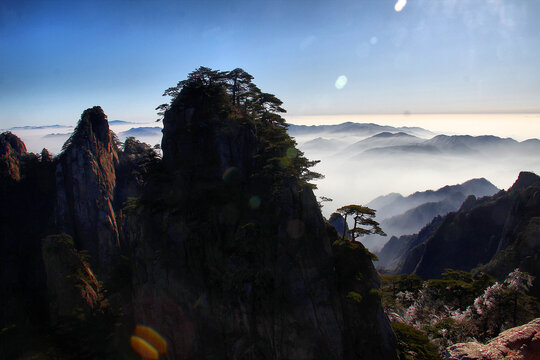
369, 178, 500, 221
289, 122, 435, 139
378, 171, 540, 296
357, 134, 540, 158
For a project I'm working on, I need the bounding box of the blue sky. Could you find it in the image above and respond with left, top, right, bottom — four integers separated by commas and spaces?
1, 0, 539, 127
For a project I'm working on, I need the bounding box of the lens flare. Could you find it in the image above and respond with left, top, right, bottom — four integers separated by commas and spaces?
335, 75, 348, 90
394, 0, 407, 12
222, 166, 240, 183
134, 325, 167, 355
130, 336, 159, 360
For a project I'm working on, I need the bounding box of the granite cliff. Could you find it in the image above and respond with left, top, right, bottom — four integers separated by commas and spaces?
0, 68, 398, 359
123, 67, 397, 359
55, 106, 120, 278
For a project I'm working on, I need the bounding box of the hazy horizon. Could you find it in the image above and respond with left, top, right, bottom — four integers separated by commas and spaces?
5, 114, 539, 242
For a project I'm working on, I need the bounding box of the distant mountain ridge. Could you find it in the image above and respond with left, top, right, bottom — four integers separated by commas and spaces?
119, 126, 162, 138
363, 134, 540, 157
288, 122, 436, 139
369, 177, 500, 221
292, 125, 540, 164
359, 178, 500, 252
9, 124, 72, 130
383, 172, 540, 296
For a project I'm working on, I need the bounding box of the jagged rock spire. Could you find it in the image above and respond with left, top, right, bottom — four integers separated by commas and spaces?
55, 106, 119, 277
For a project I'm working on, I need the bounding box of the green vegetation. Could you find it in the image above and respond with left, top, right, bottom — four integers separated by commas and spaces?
391, 322, 441, 360
382, 269, 540, 356
346, 291, 363, 303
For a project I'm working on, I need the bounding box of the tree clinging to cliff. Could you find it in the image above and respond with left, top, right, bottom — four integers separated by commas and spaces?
337, 204, 386, 242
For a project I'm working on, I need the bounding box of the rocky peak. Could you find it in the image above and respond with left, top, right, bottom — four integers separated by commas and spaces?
0, 131, 27, 155
508, 171, 540, 192
56, 107, 119, 277
127, 68, 398, 359
68, 106, 112, 148
329, 212, 349, 238
0, 131, 27, 180
458, 194, 477, 212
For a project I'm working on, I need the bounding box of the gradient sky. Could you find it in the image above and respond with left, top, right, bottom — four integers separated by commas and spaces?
1, 0, 540, 128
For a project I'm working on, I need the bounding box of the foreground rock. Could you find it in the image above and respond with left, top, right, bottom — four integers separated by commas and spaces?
446, 318, 540, 360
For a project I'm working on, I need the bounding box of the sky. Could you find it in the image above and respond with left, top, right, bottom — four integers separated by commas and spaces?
1, 0, 540, 128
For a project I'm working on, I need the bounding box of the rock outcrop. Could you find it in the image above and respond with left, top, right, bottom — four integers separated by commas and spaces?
55, 106, 120, 276
0, 68, 400, 359
0, 132, 55, 333
124, 71, 398, 359
329, 212, 349, 238
0, 131, 27, 180
446, 318, 540, 360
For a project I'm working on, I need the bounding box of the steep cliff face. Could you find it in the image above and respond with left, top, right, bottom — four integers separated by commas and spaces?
124, 70, 398, 360
2, 69, 399, 359
0, 133, 55, 333
376, 215, 444, 272
56, 106, 120, 276
161, 102, 257, 183
476, 174, 540, 296
41, 234, 104, 325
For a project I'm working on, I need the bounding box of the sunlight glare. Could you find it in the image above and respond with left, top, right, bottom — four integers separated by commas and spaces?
394, 0, 407, 12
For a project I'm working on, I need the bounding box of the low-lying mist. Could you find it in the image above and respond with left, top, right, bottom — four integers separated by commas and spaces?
4, 119, 539, 252
293, 125, 540, 250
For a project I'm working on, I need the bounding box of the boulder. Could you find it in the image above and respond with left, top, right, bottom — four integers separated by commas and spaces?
446, 318, 540, 360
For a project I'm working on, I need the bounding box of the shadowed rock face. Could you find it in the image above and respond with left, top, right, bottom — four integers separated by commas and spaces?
41, 234, 103, 325
0, 132, 56, 332
125, 94, 398, 359
1, 94, 399, 358
55, 106, 120, 277
446, 318, 540, 360
161, 102, 258, 188
394, 172, 540, 284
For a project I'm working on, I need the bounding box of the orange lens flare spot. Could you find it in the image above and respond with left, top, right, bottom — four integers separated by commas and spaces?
130, 336, 159, 360
134, 325, 168, 355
